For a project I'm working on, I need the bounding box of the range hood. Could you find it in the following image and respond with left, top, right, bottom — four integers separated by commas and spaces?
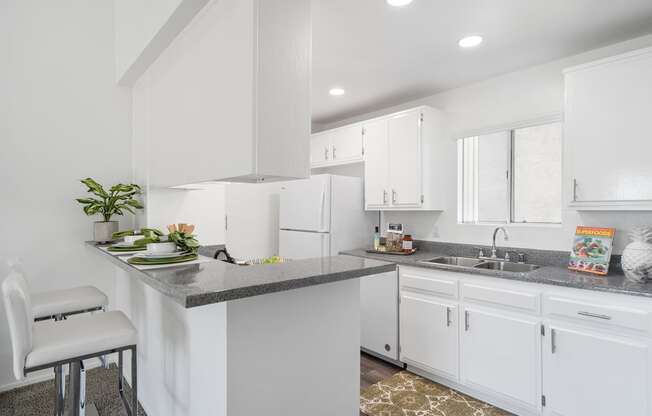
132, 0, 312, 187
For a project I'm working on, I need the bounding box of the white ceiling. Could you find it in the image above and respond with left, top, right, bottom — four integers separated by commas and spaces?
311, 0, 652, 124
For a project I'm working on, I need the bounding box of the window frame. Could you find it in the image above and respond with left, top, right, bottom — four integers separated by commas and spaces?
458, 114, 563, 226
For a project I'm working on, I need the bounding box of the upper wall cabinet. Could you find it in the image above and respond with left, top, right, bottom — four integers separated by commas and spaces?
565, 46, 652, 210
310, 124, 364, 167
364, 107, 446, 211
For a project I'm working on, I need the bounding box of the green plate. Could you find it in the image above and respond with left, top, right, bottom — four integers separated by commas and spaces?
127, 253, 198, 265
108, 246, 146, 252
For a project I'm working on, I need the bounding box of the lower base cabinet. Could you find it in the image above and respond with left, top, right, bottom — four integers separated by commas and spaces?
542, 324, 650, 416
400, 293, 459, 379
461, 307, 540, 410
398, 266, 652, 416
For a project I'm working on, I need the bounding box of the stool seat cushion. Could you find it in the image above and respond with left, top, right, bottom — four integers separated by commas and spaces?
32, 286, 108, 319
25, 311, 136, 370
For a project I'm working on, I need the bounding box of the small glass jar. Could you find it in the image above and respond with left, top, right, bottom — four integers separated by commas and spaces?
402, 234, 413, 252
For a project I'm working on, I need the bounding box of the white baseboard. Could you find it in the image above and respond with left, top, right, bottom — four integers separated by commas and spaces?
0, 356, 117, 393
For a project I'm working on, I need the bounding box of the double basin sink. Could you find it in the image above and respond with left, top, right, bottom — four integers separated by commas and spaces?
419, 256, 540, 273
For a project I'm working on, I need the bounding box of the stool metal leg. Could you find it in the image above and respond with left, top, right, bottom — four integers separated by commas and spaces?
131, 346, 138, 416
97, 307, 109, 369
53, 366, 65, 416
118, 347, 138, 416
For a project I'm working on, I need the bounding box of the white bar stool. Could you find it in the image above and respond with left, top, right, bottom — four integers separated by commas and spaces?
2, 268, 138, 416
11, 263, 110, 411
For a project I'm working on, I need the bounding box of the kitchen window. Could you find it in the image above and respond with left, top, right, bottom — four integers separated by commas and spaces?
458, 121, 562, 224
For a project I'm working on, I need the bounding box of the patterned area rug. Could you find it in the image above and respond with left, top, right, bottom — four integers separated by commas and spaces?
360, 371, 512, 416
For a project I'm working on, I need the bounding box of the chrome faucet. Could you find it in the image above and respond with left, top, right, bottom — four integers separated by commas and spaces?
491, 227, 509, 259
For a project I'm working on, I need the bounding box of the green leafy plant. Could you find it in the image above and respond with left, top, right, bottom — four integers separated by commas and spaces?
167, 224, 200, 254
75, 178, 144, 222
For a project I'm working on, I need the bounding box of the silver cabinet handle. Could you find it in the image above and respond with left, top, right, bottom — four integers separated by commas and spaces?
382, 190, 388, 204
332, 146, 337, 159
391, 189, 397, 204
577, 311, 612, 320
571, 178, 578, 202
446, 307, 452, 327
464, 311, 469, 331
551, 328, 556, 354
324, 147, 329, 160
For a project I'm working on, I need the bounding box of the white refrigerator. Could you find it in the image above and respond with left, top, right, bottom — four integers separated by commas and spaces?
279, 174, 374, 259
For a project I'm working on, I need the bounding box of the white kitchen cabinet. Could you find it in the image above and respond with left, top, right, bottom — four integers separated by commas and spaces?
363, 106, 445, 211
363, 119, 390, 208
542, 324, 650, 416
565, 46, 652, 210
461, 307, 540, 410
397, 265, 652, 416
310, 125, 363, 168
360, 271, 398, 361
310, 133, 331, 166
400, 293, 459, 380
388, 111, 422, 207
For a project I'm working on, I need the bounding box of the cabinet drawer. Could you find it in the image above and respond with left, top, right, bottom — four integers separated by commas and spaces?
462, 282, 540, 314
400, 268, 458, 299
544, 295, 652, 334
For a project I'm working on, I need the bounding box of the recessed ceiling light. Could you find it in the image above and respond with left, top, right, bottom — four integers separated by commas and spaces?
458, 35, 483, 48
329, 87, 345, 96
387, 0, 413, 6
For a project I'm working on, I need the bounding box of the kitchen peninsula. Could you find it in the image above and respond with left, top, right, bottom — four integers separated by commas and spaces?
89, 243, 395, 416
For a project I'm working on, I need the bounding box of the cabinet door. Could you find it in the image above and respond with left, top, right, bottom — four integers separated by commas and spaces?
388, 111, 422, 207
330, 125, 363, 164
363, 119, 390, 209
543, 324, 649, 416
461, 307, 540, 409
400, 293, 459, 380
310, 133, 331, 166
360, 272, 398, 360
566, 51, 652, 204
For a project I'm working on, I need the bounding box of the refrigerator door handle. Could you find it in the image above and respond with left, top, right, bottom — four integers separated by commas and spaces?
319, 184, 327, 232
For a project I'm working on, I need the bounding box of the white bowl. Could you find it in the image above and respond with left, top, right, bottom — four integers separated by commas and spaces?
124, 235, 143, 244
146, 242, 177, 254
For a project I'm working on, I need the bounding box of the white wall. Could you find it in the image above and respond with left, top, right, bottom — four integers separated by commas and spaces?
0, 0, 132, 390
146, 185, 226, 246
316, 34, 652, 253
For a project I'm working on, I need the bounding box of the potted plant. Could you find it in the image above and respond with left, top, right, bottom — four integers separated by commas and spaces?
75, 178, 144, 243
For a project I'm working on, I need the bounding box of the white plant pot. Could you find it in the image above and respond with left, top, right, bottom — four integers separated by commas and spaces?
94, 221, 118, 243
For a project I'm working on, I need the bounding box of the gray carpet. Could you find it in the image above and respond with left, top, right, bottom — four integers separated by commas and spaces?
0, 364, 146, 416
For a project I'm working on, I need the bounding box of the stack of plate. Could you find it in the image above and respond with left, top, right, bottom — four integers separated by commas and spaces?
127, 251, 198, 265
107, 242, 146, 253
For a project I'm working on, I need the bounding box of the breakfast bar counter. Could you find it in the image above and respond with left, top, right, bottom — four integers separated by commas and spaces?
88, 242, 395, 416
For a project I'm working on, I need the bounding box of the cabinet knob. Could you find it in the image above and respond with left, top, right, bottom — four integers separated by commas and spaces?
383, 190, 388, 204
446, 307, 452, 327
464, 310, 470, 331
392, 189, 397, 204
332, 146, 337, 159
324, 147, 329, 160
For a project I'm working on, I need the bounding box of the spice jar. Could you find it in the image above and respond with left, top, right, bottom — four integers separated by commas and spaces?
402, 234, 413, 253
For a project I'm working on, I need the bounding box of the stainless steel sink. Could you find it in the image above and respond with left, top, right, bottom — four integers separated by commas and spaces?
419, 256, 484, 268
474, 261, 540, 273
419, 256, 540, 273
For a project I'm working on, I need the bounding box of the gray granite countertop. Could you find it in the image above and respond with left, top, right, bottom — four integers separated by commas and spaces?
341, 248, 652, 299
87, 242, 396, 308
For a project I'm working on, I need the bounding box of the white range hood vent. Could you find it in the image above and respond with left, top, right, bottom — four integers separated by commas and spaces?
134, 0, 312, 188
